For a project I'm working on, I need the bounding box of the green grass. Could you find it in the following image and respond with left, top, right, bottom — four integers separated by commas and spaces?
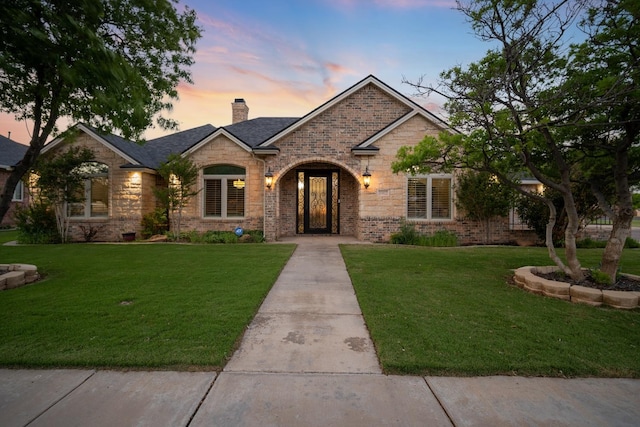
0, 243, 294, 370
0, 229, 18, 244
341, 245, 640, 378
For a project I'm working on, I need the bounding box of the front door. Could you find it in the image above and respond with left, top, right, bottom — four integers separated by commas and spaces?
297, 170, 339, 234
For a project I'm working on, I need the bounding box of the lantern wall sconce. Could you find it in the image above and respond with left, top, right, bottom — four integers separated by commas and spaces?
265, 167, 274, 189
363, 166, 371, 189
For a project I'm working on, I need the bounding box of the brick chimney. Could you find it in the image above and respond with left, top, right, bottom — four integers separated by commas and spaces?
232, 98, 249, 124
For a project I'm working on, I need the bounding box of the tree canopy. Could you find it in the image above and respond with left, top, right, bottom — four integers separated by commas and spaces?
394, 0, 639, 283
0, 0, 201, 223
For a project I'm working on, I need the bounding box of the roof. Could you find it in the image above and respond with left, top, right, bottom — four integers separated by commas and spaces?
144, 124, 217, 167
40, 75, 453, 169
0, 135, 28, 169
223, 118, 298, 147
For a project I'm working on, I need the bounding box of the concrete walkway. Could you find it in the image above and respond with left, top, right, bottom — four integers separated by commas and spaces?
1, 236, 640, 426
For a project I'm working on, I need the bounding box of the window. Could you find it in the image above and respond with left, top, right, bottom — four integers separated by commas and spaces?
12, 180, 23, 202
68, 162, 109, 218
203, 165, 245, 218
407, 175, 452, 220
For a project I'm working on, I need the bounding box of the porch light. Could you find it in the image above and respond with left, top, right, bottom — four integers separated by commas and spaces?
363, 167, 371, 189
233, 179, 245, 189
265, 168, 274, 189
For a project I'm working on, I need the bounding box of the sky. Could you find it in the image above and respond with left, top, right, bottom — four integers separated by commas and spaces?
0, 0, 491, 145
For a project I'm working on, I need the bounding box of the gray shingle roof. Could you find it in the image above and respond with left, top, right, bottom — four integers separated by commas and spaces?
144, 124, 216, 167
0, 135, 28, 168
59, 118, 295, 169
223, 118, 298, 147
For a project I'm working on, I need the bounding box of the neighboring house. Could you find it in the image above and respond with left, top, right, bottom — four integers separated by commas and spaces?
0, 135, 29, 227
40, 75, 534, 243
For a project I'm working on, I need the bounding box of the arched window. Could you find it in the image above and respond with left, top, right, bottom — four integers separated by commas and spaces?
69, 162, 109, 218
203, 165, 245, 218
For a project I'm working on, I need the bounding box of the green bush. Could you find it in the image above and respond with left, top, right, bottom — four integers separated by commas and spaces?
419, 230, 458, 247
577, 236, 640, 249
576, 237, 605, 249
626, 237, 640, 249
140, 209, 169, 238
14, 202, 60, 244
176, 230, 266, 244
391, 223, 458, 247
391, 222, 420, 245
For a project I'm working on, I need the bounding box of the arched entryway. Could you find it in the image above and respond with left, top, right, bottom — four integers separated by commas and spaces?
276, 162, 359, 238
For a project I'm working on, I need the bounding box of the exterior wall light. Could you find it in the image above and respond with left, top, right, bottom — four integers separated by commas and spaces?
265, 168, 274, 189
363, 167, 371, 189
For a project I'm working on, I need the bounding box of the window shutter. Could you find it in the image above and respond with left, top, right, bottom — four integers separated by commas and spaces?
226, 179, 245, 217
407, 178, 427, 219
431, 178, 451, 219
205, 179, 222, 216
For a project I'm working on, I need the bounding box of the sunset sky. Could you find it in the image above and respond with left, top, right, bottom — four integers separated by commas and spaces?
1, 0, 490, 145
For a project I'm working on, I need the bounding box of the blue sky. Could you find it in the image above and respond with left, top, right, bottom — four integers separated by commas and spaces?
1, 0, 491, 143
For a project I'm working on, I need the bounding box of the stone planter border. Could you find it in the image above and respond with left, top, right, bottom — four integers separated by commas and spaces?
514, 266, 640, 309
0, 264, 39, 291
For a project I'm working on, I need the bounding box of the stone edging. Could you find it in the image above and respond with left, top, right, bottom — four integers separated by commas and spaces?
0, 264, 39, 291
513, 266, 640, 309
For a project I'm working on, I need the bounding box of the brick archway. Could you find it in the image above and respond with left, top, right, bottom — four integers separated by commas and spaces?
270, 160, 360, 240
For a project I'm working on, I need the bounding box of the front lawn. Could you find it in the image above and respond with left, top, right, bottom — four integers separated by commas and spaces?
342, 245, 640, 377
0, 243, 295, 370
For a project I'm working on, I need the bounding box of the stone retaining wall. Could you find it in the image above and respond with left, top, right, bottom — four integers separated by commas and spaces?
0, 264, 39, 290
514, 266, 640, 309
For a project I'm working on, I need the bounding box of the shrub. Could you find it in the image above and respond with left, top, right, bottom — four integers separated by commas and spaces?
141, 209, 169, 238
391, 223, 458, 247
391, 222, 420, 245
577, 236, 640, 249
420, 230, 458, 247
576, 237, 605, 249
14, 202, 60, 244
626, 237, 640, 249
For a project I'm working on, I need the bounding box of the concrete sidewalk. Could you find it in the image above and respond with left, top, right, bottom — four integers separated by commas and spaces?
1, 236, 639, 426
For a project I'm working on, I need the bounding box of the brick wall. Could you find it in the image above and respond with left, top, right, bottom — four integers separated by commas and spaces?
183, 135, 265, 234
264, 83, 413, 241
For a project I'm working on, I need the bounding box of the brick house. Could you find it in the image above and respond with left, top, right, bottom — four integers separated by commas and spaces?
40, 75, 531, 243
0, 135, 29, 227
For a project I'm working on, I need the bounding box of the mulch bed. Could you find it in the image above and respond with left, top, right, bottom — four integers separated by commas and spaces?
536, 271, 640, 292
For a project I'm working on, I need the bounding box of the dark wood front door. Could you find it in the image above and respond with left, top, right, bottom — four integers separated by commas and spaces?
296, 170, 340, 234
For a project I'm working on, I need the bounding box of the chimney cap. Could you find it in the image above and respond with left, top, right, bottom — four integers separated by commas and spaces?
234, 98, 245, 103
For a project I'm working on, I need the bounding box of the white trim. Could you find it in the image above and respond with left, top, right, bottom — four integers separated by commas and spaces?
406, 174, 454, 221
183, 129, 252, 157
202, 169, 247, 219
41, 124, 140, 165
12, 180, 23, 202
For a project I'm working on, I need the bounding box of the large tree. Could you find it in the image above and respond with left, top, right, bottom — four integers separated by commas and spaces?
0, 0, 201, 223
394, 0, 639, 283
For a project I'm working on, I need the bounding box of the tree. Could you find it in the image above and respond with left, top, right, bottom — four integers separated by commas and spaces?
34, 146, 94, 243
154, 154, 199, 240
0, 0, 201, 224
455, 171, 514, 243
394, 0, 639, 284
563, 0, 640, 280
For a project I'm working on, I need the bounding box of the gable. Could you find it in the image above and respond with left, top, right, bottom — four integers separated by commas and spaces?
259, 75, 451, 151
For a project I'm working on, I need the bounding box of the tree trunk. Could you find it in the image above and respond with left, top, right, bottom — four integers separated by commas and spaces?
544, 199, 572, 277
599, 138, 635, 283
601, 213, 632, 282
561, 190, 585, 282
